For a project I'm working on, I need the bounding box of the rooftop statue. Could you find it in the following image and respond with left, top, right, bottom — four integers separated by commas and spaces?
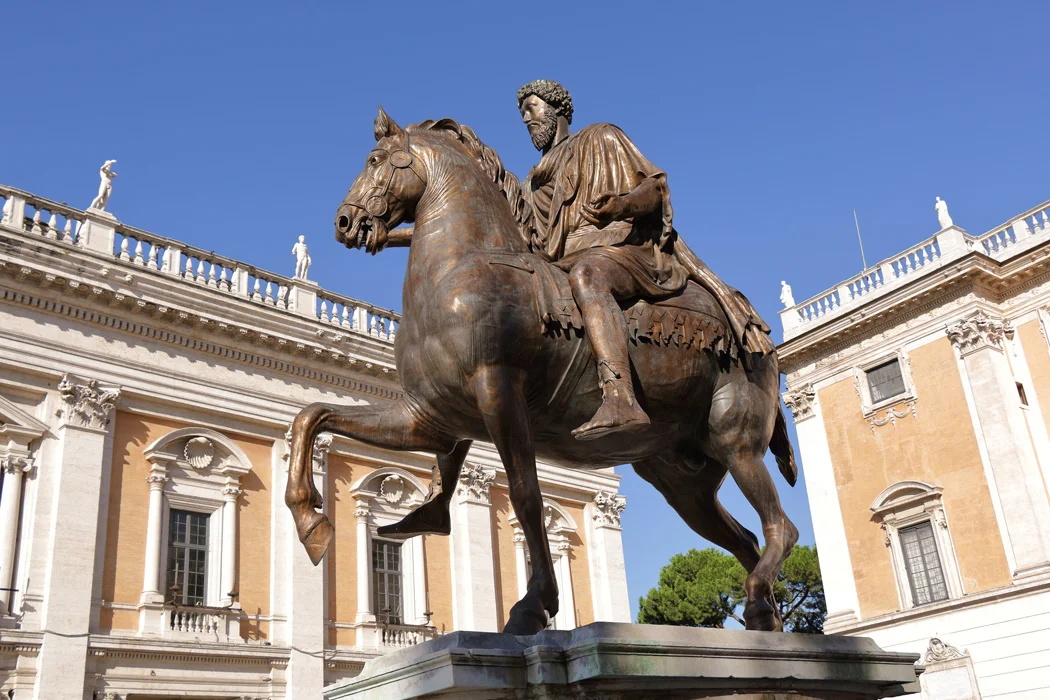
292, 235, 312, 280
780, 280, 795, 308
286, 84, 798, 636
935, 196, 953, 230
88, 160, 118, 211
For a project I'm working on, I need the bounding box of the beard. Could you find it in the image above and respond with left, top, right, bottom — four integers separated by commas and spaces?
529, 111, 559, 151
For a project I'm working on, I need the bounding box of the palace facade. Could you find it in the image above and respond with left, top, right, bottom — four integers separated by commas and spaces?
779, 199, 1050, 699
0, 185, 630, 699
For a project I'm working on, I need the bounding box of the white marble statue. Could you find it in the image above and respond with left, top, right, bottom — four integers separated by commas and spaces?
88, 160, 118, 211
780, 280, 795, 308
935, 196, 953, 230
292, 235, 312, 280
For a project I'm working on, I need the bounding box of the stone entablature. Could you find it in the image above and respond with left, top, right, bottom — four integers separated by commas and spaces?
780, 198, 1050, 341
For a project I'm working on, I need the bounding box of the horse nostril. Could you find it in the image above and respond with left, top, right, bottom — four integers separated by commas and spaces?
337, 215, 351, 232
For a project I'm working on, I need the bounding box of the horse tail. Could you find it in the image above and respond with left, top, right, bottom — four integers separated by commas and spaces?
770, 404, 798, 487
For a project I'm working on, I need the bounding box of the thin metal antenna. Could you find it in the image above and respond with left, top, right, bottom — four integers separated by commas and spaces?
853, 209, 868, 271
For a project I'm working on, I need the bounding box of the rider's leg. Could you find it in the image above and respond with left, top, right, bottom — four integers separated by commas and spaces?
567, 255, 651, 440
377, 440, 472, 537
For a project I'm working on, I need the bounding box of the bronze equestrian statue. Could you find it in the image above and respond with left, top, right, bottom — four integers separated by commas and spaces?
286, 81, 799, 635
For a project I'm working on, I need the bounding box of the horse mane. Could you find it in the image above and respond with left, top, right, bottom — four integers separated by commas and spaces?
411, 118, 534, 245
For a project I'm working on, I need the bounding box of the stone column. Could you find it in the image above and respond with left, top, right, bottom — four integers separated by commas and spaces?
35, 374, 119, 700
512, 528, 528, 598
948, 313, 1050, 580
354, 500, 374, 626
449, 463, 498, 632
221, 483, 242, 605
585, 491, 631, 623
784, 383, 862, 631
0, 457, 32, 614
286, 433, 330, 700
139, 467, 168, 604
553, 542, 576, 629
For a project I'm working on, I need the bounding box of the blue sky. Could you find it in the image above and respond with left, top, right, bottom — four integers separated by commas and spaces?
5, 2, 1048, 621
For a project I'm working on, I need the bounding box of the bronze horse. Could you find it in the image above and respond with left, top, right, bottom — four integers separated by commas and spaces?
286, 108, 799, 634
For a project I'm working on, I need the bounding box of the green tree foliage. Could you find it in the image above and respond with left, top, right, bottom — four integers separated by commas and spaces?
637, 545, 826, 633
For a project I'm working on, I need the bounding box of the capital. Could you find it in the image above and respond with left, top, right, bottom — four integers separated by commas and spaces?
946, 312, 1011, 355
222, 484, 243, 500
456, 463, 496, 505
592, 490, 626, 528
783, 384, 816, 423
1, 456, 32, 474
57, 373, 120, 429
146, 472, 168, 487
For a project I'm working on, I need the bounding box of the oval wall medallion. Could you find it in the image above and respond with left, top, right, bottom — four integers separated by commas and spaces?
184, 436, 215, 470
379, 475, 405, 504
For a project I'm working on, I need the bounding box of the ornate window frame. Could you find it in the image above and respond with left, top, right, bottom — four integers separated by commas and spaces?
870, 481, 964, 610
138, 427, 251, 640
510, 499, 578, 630
348, 467, 430, 630
854, 350, 917, 416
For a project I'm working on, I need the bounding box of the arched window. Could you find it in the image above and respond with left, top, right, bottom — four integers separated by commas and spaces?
870, 481, 964, 609
138, 428, 253, 641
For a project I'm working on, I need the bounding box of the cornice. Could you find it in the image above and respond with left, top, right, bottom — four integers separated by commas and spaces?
0, 264, 402, 400
779, 247, 1050, 373
87, 636, 290, 665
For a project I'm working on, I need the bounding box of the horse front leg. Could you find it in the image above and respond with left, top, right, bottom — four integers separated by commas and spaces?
475, 365, 557, 635
286, 399, 456, 565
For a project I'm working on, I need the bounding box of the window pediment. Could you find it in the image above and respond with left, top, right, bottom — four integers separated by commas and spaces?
871, 480, 943, 521
143, 427, 252, 480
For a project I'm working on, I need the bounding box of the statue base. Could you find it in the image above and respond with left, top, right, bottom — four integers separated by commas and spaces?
323, 622, 921, 699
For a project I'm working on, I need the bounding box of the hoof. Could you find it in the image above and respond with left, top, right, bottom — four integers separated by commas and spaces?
504, 596, 552, 635
302, 516, 334, 566
743, 597, 780, 632
377, 502, 451, 538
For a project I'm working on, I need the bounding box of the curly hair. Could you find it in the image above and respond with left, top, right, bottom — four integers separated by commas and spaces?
516, 79, 573, 125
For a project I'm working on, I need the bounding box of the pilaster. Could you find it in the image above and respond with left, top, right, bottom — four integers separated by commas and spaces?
449, 463, 498, 632
284, 432, 329, 699
784, 383, 862, 630
947, 313, 1050, 580
585, 490, 630, 623
35, 374, 119, 700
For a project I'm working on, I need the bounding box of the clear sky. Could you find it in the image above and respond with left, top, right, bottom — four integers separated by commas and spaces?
5, 1, 1048, 621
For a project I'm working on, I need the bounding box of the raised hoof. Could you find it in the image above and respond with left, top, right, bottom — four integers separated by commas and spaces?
377, 502, 451, 538
302, 517, 334, 566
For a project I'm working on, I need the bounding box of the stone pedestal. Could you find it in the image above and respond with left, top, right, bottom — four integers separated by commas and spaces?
323, 622, 921, 700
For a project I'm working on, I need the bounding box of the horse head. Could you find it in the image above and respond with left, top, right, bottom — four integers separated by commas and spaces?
335, 107, 428, 254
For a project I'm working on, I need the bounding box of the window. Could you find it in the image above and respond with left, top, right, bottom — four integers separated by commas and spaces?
898, 522, 949, 606
867, 359, 906, 404
372, 539, 403, 624
870, 481, 963, 610
166, 509, 208, 606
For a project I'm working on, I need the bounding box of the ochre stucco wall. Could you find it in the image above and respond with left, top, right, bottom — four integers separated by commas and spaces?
100, 411, 272, 638
820, 337, 1011, 619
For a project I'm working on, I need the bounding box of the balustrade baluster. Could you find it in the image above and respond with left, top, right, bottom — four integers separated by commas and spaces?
208, 262, 217, 286
119, 236, 131, 260
252, 279, 262, 301
220, 267, 229, 290
47, 212, 58, 240
370, 316, 380, 336
31, 208, 42, 234
264, 281, 274, 304
320, 300, 330, 322
134, 240, 145, 265
184, 258, 194, 279
63, 218, 73, 243
195, 259, 205, 283
342, 307, 351, 327
147, 244, 159, 269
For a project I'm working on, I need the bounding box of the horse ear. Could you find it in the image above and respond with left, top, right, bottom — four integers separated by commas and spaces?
374, 106, 404, 141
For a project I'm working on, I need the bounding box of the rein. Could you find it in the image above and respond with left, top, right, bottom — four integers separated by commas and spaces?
364, 134, 427, 219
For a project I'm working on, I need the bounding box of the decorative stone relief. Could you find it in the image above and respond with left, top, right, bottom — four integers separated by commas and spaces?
57, 373, 120, 429
592, 490, 627, 528
379, 475, 405, 505
925, 637, 966, 663
867, 399, 918, 433
457, 463, 496, 504
946, 312, 1012, 355
183, 436, 215, 469
783, 384, 816, 423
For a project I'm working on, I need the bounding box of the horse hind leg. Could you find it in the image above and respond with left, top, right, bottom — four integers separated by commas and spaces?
633, 456, 762, 575
707, 388, 799, 632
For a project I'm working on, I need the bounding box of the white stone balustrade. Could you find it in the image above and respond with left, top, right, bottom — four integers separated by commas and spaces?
781, 199, 1050, 340
1, 183, 400, 341
159, 605, 242, 642
375, 622, 438, 650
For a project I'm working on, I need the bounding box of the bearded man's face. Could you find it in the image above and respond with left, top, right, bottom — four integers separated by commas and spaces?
520, 94, 559, 152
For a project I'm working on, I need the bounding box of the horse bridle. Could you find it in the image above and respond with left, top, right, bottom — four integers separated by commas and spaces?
363, 134, 427, 219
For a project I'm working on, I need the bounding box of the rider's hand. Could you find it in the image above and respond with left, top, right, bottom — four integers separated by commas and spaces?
582, 193, 629, 229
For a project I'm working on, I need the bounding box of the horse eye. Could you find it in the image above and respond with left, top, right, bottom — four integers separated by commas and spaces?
368, 155, 381, 166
